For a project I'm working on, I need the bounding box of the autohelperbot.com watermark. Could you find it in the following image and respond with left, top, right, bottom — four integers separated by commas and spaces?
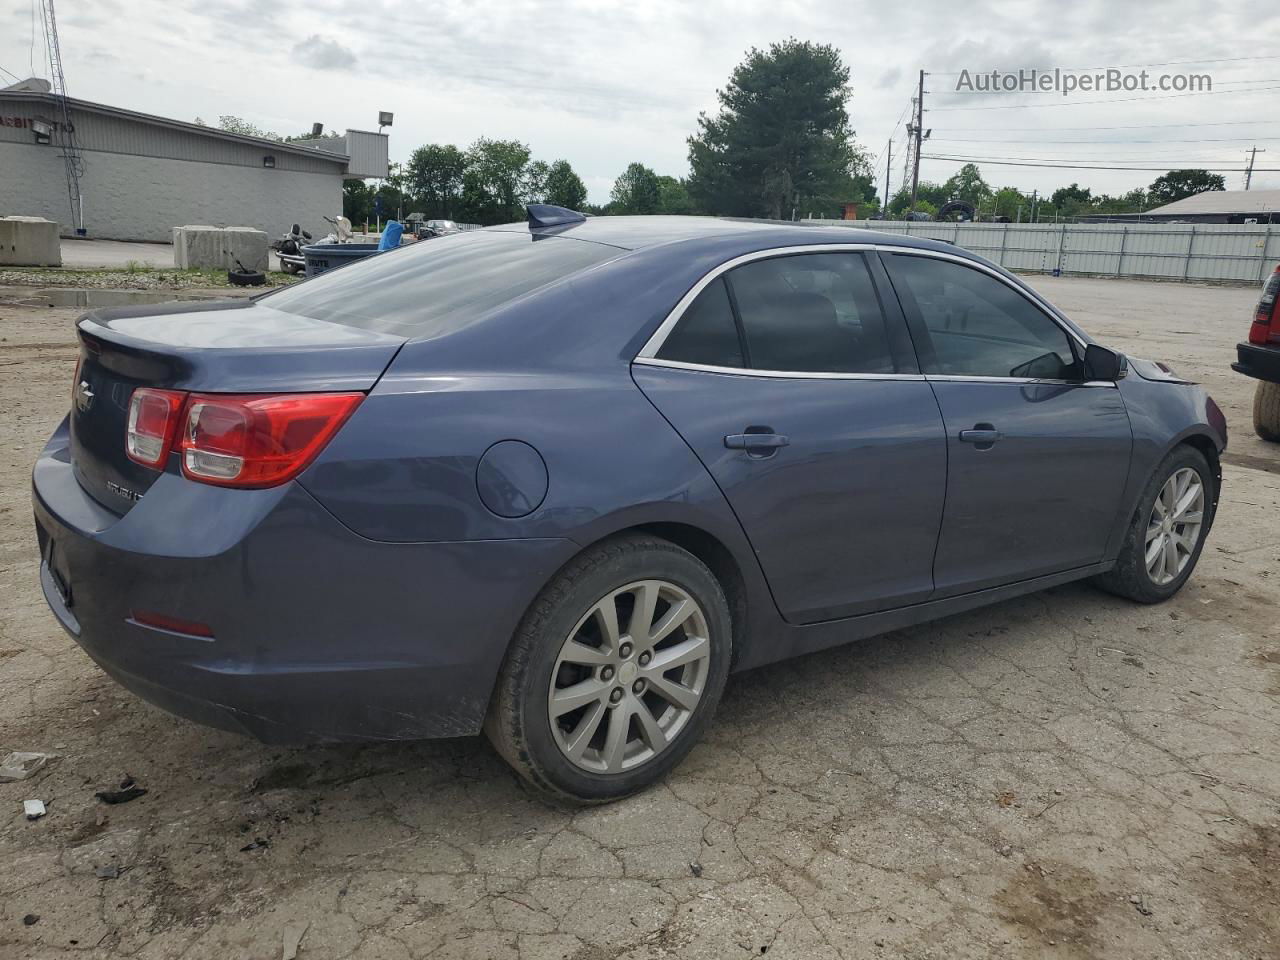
954, 68, 1212, 97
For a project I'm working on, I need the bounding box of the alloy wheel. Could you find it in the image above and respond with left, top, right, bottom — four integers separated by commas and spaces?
1144, 466, 1204, 585
547, 580, 711, 774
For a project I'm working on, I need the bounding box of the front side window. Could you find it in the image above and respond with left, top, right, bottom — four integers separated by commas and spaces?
728, 253, 896, 374
886, 255, 1078, 379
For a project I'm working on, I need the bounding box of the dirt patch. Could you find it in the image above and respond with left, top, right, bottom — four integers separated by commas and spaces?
1200, 825, 1280, 953
995, 863, 1111, 957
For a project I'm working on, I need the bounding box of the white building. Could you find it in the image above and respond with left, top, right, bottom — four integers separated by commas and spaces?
0, 82, 388, 242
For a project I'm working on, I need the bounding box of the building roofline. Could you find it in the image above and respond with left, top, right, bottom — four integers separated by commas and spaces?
0, 90, 351, 165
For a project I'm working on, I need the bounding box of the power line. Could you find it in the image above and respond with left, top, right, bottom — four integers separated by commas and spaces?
0, 62, 23, 83
922, 154, 1280, 172
928, 54, 1280, 76
937, 119, 1280, 132
929, 84, 1280, 111
921, 150, 1260, 164
930, 136, 1280, 145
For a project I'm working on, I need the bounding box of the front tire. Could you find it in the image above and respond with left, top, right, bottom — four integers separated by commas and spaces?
1254, 380, 1280, 442
485, 535, 732, 803
1092, 445, 1214, 603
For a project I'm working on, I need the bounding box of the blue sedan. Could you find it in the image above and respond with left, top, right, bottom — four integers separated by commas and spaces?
33, 207, 1226, 802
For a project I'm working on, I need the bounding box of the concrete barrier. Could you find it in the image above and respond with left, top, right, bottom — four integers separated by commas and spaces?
0, 216, 61, 267
173, 225, 269, 272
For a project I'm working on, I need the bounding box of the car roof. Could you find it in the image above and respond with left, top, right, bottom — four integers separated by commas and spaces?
483, 214, 971, 260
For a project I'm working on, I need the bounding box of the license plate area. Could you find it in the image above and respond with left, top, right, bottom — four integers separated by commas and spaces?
43, 535, 73, 609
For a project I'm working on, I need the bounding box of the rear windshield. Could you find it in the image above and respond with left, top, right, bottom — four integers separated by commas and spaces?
265, 230, 620, 337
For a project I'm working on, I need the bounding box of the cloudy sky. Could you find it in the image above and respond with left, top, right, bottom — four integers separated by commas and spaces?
4, 0, 1280, 206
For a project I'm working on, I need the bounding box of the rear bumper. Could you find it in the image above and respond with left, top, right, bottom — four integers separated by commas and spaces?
1232, 342, 1280, 383
32, 419, 577, 744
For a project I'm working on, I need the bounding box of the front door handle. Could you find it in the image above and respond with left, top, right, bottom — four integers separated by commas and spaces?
724, 431, 790, 456
958, 423, 1002, 449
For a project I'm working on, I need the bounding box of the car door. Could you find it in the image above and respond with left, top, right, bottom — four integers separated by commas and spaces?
881, 251, 1133, 597
633, 248, 947, 624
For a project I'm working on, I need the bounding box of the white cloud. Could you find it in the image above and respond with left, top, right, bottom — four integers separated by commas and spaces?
4, 0, 1279, 203
291, 35, 357, 71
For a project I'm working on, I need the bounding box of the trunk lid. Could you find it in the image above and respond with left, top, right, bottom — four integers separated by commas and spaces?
70, 297, 404, 515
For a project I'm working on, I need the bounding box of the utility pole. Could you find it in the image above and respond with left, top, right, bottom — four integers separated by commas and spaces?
908, 70, 927, 215
884, 140, 893, 218
1245, 146, 1266, 190
1030, 189, 1039, 223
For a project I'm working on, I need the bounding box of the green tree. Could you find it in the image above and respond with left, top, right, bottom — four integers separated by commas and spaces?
1148, 169, 1225, 206
942, 163, 992, 207
991, 186, 1030, 220
524, 160, 552, 203
461, 138, 532, 224
212, 115, 282, 140
1050, 183, 1092, 210
343, 180, 374, 227
1093, 187, 1149, 215
406, 144, 467, 219
543, 160, 589, 210
610, 162, 661, 214
656, 175, 694, 215
686, 39, 866, 219
887, 181, 948, 217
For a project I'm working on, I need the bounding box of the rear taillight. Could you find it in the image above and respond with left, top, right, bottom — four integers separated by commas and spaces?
126, 388, 186, 467
124, 389, 362, 488
1250, 266, 1280, 345
178, 393, 362, 488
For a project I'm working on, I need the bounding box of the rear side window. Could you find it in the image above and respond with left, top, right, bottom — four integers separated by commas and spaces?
655, 277, 744, 368
728, 253, 896, 373
265, 230, 618, 337
887, 255, 1079, 379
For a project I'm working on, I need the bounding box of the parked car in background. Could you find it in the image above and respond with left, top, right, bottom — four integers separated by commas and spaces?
33, 207, 1226, 803
1234, 264, 1280, 441
425, 219, 460, 235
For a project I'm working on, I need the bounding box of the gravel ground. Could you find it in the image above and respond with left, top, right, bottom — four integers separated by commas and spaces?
1, 276, 1277, 960
0, 269, 298, 290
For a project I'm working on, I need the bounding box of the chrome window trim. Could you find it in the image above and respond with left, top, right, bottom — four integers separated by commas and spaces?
636, 243, 882, 361
632, 356, 925, 381
634, 357, 1115, 388
878, 246, 1089, 351
925, 373, 1118, 388
635, 242, 1094, 383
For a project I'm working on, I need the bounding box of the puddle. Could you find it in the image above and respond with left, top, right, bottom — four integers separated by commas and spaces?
17, 288, 209, 308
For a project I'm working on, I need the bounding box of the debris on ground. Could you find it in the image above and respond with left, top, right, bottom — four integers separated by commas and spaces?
690, 861, 703, 877
23, 799, 46, 820
0, 751, 53, 782
95, 777, 148, 805
282, 920, 309, 960
240, 838, 270, 852
95, 864, 120, 880
998, 844, 1014, 858
22, 915, 39, 926
1129, 894, 1154, 916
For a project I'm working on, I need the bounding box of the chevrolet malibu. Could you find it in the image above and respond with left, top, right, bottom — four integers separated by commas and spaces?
33, 207, 1227, 802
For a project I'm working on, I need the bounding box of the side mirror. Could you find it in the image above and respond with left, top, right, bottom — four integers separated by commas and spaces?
1084, 343, 1126, 381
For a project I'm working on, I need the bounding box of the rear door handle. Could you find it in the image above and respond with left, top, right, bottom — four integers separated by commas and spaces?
958, 423, 1002, 449
724, 432, 790, 452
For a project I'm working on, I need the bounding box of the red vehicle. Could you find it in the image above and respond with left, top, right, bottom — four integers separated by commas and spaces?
1235, 264, 1280, 441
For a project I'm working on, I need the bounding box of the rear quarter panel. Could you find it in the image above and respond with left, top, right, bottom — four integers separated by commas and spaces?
297, 250, 786, 663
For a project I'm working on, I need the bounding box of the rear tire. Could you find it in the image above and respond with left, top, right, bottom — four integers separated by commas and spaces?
1092, 445, 1214, 603
485, 534, 732, 804
1253, 380, 1280, 443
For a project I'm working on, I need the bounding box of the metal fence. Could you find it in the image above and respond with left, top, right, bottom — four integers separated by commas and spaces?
806, 219, 1280, 285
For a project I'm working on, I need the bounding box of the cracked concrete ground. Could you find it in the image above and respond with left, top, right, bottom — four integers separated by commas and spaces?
1, 275, 1278, 959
